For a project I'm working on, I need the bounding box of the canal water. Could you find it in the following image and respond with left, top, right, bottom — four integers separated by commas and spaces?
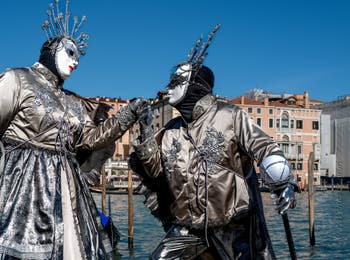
93, 191, 350, 259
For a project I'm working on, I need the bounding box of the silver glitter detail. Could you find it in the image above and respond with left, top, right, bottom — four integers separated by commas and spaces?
164, 138, 182, 181
197, 127, 225, 172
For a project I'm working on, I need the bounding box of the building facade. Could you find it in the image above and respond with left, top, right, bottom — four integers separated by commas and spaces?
318, 95, 350, 182
229, 92, 322, 188
90, 97, 131, 161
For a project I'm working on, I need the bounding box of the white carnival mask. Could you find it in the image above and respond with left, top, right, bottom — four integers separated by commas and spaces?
167, 63, 192, 106
55, 38, 80, 79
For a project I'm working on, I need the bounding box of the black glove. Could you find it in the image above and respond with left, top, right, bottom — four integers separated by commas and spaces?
271, 183, 297, 215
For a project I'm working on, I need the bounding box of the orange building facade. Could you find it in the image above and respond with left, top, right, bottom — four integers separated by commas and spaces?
230, 92, 322, 188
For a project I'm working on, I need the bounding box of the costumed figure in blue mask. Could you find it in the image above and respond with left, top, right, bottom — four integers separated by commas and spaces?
130, 24, 300, 259
0, 1, 149, 259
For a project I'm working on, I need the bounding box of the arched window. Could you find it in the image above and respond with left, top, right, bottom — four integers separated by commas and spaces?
282, 135, 289, 141
281, 112, 289, 128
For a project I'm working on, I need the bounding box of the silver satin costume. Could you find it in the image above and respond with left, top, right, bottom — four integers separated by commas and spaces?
0, 62, 128, 259
132, 94, 283, 259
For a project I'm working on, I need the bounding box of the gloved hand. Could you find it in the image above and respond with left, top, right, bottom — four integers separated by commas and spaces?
114, 97, 150, 132
271, 183, 297, 215
128, 98, 149, 117
138, 102, 153, 142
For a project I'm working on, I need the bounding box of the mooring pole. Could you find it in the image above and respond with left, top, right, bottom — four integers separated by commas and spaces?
308, 152, 316, 246
128, 169, 134, 249
101, 164, 106, 215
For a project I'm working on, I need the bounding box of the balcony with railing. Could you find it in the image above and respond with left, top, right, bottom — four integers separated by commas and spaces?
284, 153, 297, 160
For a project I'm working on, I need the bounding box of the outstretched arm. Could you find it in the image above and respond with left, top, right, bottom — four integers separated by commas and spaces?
77, 98, 148, 150
131, 102, 164, 178
232, 107, 299, 215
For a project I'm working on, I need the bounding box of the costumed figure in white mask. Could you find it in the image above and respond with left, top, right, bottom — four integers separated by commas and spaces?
130, 24, 300, 259
0, 1, 149, 259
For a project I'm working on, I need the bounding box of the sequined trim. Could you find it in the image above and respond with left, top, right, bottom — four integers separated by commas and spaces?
64, 95, 85, 124
114, 106, 135, 132
164, 138, 182, 181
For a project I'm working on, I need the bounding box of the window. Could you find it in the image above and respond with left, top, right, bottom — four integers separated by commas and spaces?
297, 145, 302, 154
276, 119, 280, 128
297, 163, 303, 170
257, 118, 262, 126
313, 163, 319, 171
296, 120, 303, 129
248, 107, 252, 113
281, 112, 289, 128
269, 109, 273, 115
282, 135, 289, 141
291, 163, 296, 170
257, 108, 261, 114
269, 118, 274, 128
312, 121, 319, 130
290, 119, 294, 128
281, 143, 289, 154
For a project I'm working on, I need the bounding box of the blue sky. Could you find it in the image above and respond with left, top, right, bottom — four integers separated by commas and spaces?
0, 0, 349, 102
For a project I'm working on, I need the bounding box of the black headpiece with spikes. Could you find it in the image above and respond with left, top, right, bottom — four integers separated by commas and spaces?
167, 24, 221, 92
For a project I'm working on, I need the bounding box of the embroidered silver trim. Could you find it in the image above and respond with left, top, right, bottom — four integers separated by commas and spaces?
197, 127, 225, 172
34, 84, 60, 125
193, 106, 205, 120
164, 138, 182, 181
64, 95, 85, 124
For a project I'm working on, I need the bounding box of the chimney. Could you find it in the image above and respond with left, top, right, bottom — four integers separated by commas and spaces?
241, 96, 245, 104
304, 91, 309, 108
264, 97, 269, 106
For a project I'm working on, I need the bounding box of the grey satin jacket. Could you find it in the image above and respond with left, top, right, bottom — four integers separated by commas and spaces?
0, 63, 130, 259
135, 94, 282, 229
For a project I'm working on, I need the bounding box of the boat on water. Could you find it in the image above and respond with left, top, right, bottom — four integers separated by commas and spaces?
90, 175, 142, 195
89, 186, 141, 195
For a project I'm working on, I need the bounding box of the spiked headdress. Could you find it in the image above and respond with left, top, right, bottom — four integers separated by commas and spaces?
41, 0, 88, 55
167, 24, 220, 91
186, 23, 221, 72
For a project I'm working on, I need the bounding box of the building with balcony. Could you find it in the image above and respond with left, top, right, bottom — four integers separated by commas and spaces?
229, 91, 322, 189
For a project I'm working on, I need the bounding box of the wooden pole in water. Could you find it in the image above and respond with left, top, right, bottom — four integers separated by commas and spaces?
128, 169, 134, 249
101, 164, 107, 215
308, 152, 316, 246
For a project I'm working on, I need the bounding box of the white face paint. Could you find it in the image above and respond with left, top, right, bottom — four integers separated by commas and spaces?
167, 64, 192, 106
55, 38, 79, 79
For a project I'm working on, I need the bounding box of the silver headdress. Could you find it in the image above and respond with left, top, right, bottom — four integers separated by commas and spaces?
167, 24, 220, 91
186, 23, 221, 69
41, 0, 88, 55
